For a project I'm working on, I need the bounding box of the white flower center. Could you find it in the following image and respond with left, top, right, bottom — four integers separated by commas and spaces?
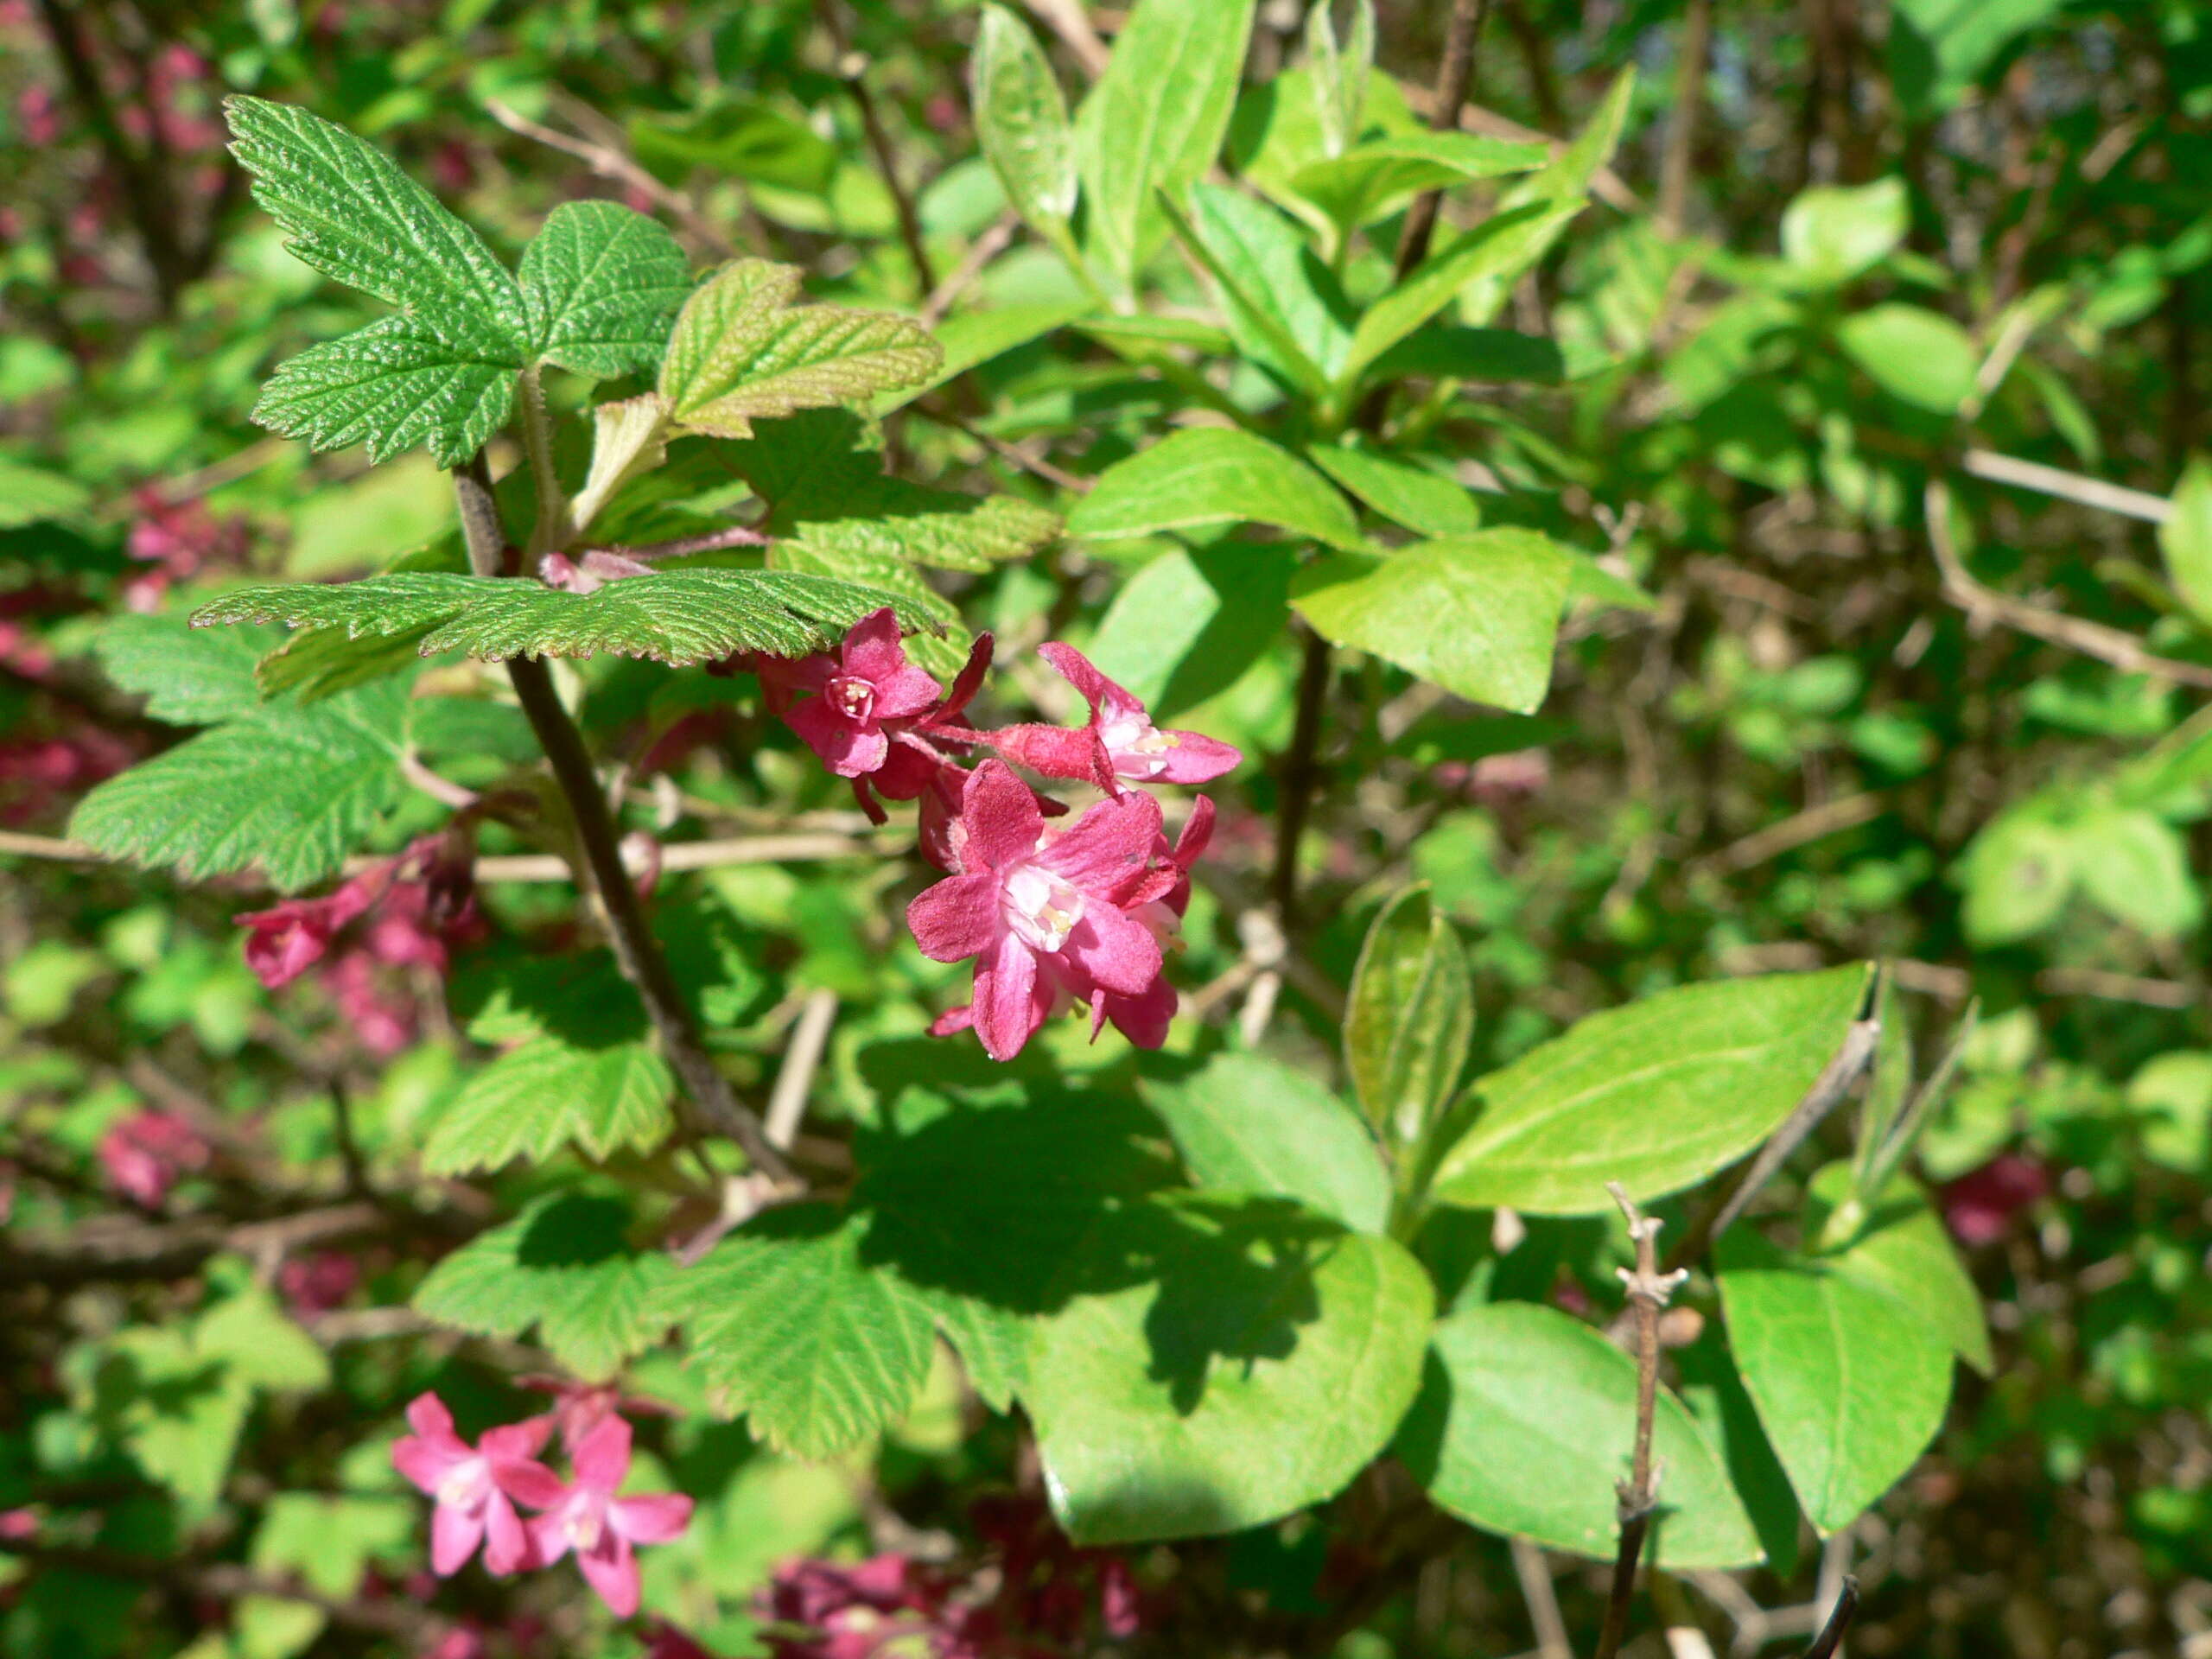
828, 675, 875, 723
1100, 713, 1177, 778
567, 1497, 604, 1554
436, 1459, 488, 1511
1003, 863, 1086, 953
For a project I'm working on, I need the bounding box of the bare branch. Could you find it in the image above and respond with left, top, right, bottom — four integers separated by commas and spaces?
1595, 1182, 1689, 1659
1801, 1575, 1861, 1659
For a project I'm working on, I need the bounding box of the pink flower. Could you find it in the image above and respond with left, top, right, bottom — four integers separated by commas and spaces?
1940, 1154, 2050, 1246
643, 1623, 719, 1659
761, 607, 947, 779
98, 1110, 210, 1208
906, 761, 1176, 1061
235, 880, 377, 988
527, 1414, 693, 1618
990, 644, 1240, 791
278, 1250, 361, 1318
517, 1376, 677, 1452
391, 1394, 565, 1579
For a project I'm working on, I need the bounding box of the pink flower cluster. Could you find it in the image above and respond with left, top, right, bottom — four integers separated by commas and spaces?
125, 486, 249, 612
98, 1109, 210, 1208
754, 610, 1237, 1061
392, 1389, 692, 1620
756, 1495, 1145, 1659
233, 832, 481, 1054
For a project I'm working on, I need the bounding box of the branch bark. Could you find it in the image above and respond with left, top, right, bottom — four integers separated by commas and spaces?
1395, 0, 1493, 279
1595, 1182, 1689, 1659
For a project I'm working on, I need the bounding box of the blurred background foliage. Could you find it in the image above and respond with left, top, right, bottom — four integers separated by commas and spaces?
3, 1, 2212, 1656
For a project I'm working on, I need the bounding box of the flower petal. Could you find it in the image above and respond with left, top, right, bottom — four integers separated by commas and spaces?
528, 1508, 574, 1567
1153, 730, 1243, 785
391, 1434, 465, 1496
987, 721, 1109, 785
490, 1456, 569, 1512
786, 696, 887, 778
870, 664, 944, 720
610, 1491, 694, 1545
577, 1533, 643, 1618
960, 760, 1046, 872
482, 1492, 537, 1574
1065, 903, 1164, 999
938, 632, 995, 720
1036, 791, 1163, 900
1037, 642, 1125, 715
838, 607, 907, 683
404, 1391, 457, 1443
970, 931, 1044, 1062
430, 1499, 486, 1577
570, 1413, 632, 1496
1173, 795, 1217, 868
906, 871, 1001, 963
1103, 976, 1179, 1049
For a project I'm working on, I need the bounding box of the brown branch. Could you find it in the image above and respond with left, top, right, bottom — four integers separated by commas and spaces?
1269, 626, 1334, 931
0, 1199, 430, 1291
909, 400, 1094, 494
1395, 0, 1493, 279
1699, 791, 1887, 875
1595, 1183, 1688, 1659
923, 210, 1021, 327
1925, 477, 2212, 688
452, 459, 797, 1189
1958, 447, 2172, 524
1802, 1575, 1861, 1659
484, 99, 737, 259
816, 0, 938, 293
1657, 0, 1713, 236
1020, 0, 1111, 77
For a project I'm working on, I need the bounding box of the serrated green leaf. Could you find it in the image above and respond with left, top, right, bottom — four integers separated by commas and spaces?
1341, 202, 1582, 391
223, 96, 528, 349
1074, 0, 1255, 289
658, 1205, 936, 1458
1027, 1192, 1433, 1544
1428, 963, 1875, 1214
518, 200, 692, 378
773, 540, 969, 677
1718, 1231, 1955, 1534
193, 567, 938, 665
1290, 531, 1571, 711
659, 259, 942, 439
423, 1035, 675, 1172
1306, 444, 1480, 537
94, 613, 273, 725
1071, 427, 1365, 550
413, 1192, 675, 1380
1399, 1301, 1763, 1567
571, 394, 676, 533
252, 314, 519, 468
1141, 1052, 1389, 1233
1344, 884, 1472, 1147
974, 3, 1078, 232
68, 679, 410, 890
1290, 132, 1548, 238
255, 623, 436, 702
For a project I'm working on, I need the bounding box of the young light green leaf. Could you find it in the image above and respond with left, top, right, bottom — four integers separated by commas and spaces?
1141, 1052, 1389, 1232
1836, 303, 1978, 414
1340, 203, 1582, 391
1071, 427, 1365, 550
1026, 1193, 1433, 1544
1306, 444, 1480, 537
252, 314, 519, 469
517, 200, 692, 378
1290, 132, 1548, 238
1397, 1302, 1764, 1567
570, 394, 675, 533
412, 1192, 675, 1381
1718, 1231, 1955, 1534
1344, 884, 1472, 1146
1957, 804, 2076, 944
658, 1205, 937, 1459
1427, 963, 1875, 1214
223, 96, 527, 349
68, 679, 410, 891
1074, 0, 1256, 289
1180, 183, 1352, 391
1290, 530, 1572, 712
423, 1034, 675, 1172
1781, 176, 1909, 287
2071, 806, 2202, 937
194, 567, 938, 665
974, 3, 1078, 232
2159, 454, 2212, 626
1086, 543, 1295, 718
1306, 0, 1374, 158
659, 259, 942, 439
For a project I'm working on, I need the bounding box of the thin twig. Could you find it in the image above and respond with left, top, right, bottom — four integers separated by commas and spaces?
1926, 477, 2212, 688
816, 0, 938, 292
597, 524, 772, 562
922, 209, 1021, 327
1656, 0, 1713, 235
327, 1081, 370, 1199
485, 99, 737, 258
1020, 0, 1111, 76
1396, 0, 1493, 278
1959, 447, 2172, 524
1802, 1575, 1860, 1659
1699, 792, 1886, 875
909, 401, 1094, 493
1509, 1536, 1573, 1659
1270, 626, 1334, 930
765, 988, 838, 1151
1596, 1182, 1689, 1659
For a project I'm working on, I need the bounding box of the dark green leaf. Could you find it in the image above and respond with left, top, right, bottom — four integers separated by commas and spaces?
1071, 428, 1366, 550
252, 314, 519, 468
517, 200, 692, 378
1341, 204, 1582, 390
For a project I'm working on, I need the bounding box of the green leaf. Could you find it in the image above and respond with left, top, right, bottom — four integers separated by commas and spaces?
1397, 1302, 1764, 1568
423, 1034, 674, 1172
0, 457, 92, 527
516, 200, 692, 378
413, 1192, 674, 1381
1290, 531, 1571, 712
192, 567, 938, 665
1344, 885, 1472, 1147
1026, 1193, 1433, 1544
1340, 203, 1583, 391
659, 259, 941, 439
1836, 302, 1978, 413
1180, 183, 1351, 392
1074, 0, 1256, 289
1141, 1052, 1389, 1232
223, 96, 527, 348
974, 3, 1078, 233
1364, 326, 1574, 386
1305, 0, 1373, 158
1306, 443, 1479, 537
252, 314, 520, 468
571, 394, 676, 533
1957, 804, 2075, 944
1086, 542, 1295, 718
658, 1205, 937, 1458
2071, 806, 2202, 937
630, 100, 840, 194
251, 1496, 413, 1601
256, 622, 439, 702
1806, 1166, 1991, 1375
1071, 427, 1365, 550
1718, 1231, 1955, 1534
94, 613, 271, 725
2161, 455, 2212, 626
873, 301, 1092, 416
1781, 177, 1908, 287
68, 679, 410, 891
1428, 963, 1874, 1215
1290, 132, 1548, 238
